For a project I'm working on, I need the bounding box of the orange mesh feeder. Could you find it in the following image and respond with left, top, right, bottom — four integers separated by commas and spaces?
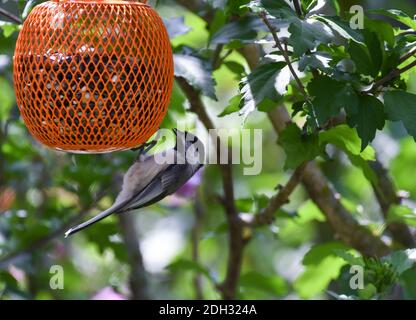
13, 0, 173, 153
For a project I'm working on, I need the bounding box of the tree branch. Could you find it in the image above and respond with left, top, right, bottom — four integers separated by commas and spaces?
268, 107, 391, 257
247, 163, 306, 227
117, 213, 149, 300
369, 161, 415, 248
175, 76, 244, 300
259, 11, 309, 101
191, 189, 204, 299
292, 0, 304, 18
399, 47, 416, 64
0, 8, 22, 24
371, 59, 416, 93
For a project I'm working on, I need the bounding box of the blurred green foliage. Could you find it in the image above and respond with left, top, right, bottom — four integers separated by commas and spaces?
1, 0, 416, 301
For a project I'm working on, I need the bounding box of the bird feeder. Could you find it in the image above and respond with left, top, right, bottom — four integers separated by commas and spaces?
13, 0, 173, 153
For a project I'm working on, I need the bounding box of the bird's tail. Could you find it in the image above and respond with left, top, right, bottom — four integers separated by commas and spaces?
65, 202, 126, 238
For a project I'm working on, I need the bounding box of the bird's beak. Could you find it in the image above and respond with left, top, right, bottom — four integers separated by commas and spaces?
172, 128, 178, 136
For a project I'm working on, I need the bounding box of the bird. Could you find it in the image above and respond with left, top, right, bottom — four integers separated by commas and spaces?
65, 128, 204, 237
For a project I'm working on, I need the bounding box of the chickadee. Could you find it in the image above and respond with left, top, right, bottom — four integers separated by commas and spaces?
65, 129, 204, 237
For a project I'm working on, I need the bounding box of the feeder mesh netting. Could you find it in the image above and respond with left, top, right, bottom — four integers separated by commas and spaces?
13, 0, 174, 152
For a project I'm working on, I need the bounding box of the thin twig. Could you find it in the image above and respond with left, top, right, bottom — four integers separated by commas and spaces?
369, 161, 415, 248
371, 59, 416, 93
247, 163, 306, 227
292, 0, 304, 18
398, 47, 416, 64
0, 8, 22, 24
259, 11, 309, 101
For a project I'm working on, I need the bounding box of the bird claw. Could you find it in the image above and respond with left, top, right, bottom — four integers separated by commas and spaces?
133, 140, 158, 161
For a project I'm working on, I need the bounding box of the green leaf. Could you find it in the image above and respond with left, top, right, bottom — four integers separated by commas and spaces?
391, 138, 416, 198
240, 271, 288, 296
224, 61, 246, 76
319, 125, 379, 184
84, 221, 128, 262
400, 267, 416, 299
384, 90, 416, 140
239, 61, 287, 118
348, 35, 382, 78
347, 95, 385, 151
226, 0, 251, 15
235, 194, 269, 213
0, 77, 14, 120
307, 75, 359, 124
295, 200, 326, 223
298, 52, 331, 73
174, 54, 217, 100
0, 21, 20, 38
319, 125, 375, 160
218, 95, 241, 117
247, 0, 295, 19
349, 157, 379, 185
372, 9, 416, 30
288, 19, 333, 57
211, 16, 264, 45
294, 242, 348, 299
317, 15, 364, 43
384, 249, 416, 276
365, 18, 395, 47
167, 258, 213, 281
387, 204, 416, 227
278, 123, 321, 169
359, 283, 377, 299
334, 249, 365, 267
303, 242, 349, 265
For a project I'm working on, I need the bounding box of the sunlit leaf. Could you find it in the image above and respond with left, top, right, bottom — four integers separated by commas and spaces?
174, 53, 217, 100
288, 19, 333, 57
240, 271, 288, 296
372, 9, 416, 30
239, 60, 288, 118
294, 242, 348, 299
279, 124, 321, 169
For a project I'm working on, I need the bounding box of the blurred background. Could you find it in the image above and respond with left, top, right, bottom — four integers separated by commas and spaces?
1, 0, 416, 300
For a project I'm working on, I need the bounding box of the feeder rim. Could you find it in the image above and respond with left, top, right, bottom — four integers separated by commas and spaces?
51, 0, 149, 5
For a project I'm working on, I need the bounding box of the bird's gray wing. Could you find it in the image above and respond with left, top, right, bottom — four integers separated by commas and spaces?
115, 155, 171, 204
120, 163, 200, 212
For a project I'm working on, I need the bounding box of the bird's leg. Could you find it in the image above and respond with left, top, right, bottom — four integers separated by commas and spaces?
142, 140, 157, 155
134, 140, 158, 161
